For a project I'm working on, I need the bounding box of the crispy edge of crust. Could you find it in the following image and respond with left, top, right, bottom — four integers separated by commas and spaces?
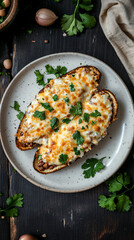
16, 65, 101, 151
33, 89, 118, 174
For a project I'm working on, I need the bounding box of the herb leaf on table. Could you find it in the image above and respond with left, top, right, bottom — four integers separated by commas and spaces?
98, 172, 134, 212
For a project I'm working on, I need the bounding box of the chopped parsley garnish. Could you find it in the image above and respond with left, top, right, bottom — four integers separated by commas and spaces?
73, 130, 84, 145
74, 147, 80, 155
90, 110, 101, 117
64, 97, 69, 103
17, 112, 24, 121
59, 154, 68, 164
11, 101, 20, 112
98, 172, 134, 212
54, 127, 59, 132
38, 155, 42, 160
50, 117, 59, 129
72, 74, 75, 77
45, 64, 67, 78
81, 126, 85, 130
62, 118, 71, 124
11, 101, 24, 121
82, 113, 90, 122
41, 102, 54, 112
34, 70, 44, 86
33, 110, 46, 120
27, 30, 32, 34
82, 157, 105, 178
0, 193, 24, 218
86, 125, 88, 128
78, 119, 82, 124
92, 120, 97, 125
69, 102, 82, 118
69, 82, 75, 92
80, 148, 84, 151
53, 94, 58, 101
0, 17, 5, 24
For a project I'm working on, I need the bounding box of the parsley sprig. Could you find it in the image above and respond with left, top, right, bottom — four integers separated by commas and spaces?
69, 102, 82, 118
98, 172, 134, 212
0, 193, 23, 218
61, 0, 96, 36
82, 157, 105, 178
45, 64, 67, 78
10, 101, 24, 121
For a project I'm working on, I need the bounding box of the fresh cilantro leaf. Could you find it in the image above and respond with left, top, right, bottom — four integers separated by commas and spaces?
33, 110, 45, 120
117, 194, 132, 212
27, 30, 32, 34
62, 118, 71, 124
34, 70, 44, 86
64, 97, 69, 103
82, 157, 105, 178
107, 172, 130, 193
0, 193, 24, 218
45, 64, 67, 77
92, 120, 97, 125
69, 82, 75, 92
98, 172, 134, 212
79, 3, 93, 11
61, 14, 84, 36
41, 102, 54, 112
17, 111, 24, 121
90, 110, 101, 117
69, 102, 82, 118
38, 155, 42, 160
11, 101, 20, 112
79, 13, 96, 29
82, 113, 90, 122
50, 117, 59, 129
53, 94, 58, 101
59, 154, 68, 164
74, 147, 80, 155
54, 127, 59, 132
73, 130, 84, 145
98, 195, 116, 212
78, 119, 82, 124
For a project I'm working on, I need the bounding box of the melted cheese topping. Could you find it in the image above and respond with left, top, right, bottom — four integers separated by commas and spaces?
18, 67, 99, 143
39, 92, 113, 166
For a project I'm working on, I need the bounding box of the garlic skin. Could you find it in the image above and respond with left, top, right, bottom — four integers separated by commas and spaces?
35, 8, 58, 26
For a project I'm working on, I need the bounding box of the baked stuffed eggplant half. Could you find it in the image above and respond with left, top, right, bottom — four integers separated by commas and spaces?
16, 66, 101, 151
33, 90, 118, 174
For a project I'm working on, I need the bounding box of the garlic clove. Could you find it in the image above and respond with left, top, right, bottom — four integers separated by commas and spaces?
3, 0, 10, 8
35, 8, 58, 26
3, 59, 12, 69
0, 9, 6, 17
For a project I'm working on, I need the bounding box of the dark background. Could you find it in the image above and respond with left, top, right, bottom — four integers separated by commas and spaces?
0, 0, 134, 239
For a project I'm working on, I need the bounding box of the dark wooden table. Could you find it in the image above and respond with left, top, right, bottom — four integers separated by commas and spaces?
0, 1, 134, 239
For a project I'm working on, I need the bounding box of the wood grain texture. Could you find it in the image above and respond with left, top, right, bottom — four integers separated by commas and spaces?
0, 0, 134, 240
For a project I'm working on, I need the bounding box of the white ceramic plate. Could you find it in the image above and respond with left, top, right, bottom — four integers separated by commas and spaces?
0, 53, 133, 193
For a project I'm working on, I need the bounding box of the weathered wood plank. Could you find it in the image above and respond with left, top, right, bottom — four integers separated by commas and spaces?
0, 41, 10, 240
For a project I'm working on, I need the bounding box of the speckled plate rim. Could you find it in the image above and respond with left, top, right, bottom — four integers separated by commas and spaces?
0, 52, 133, 193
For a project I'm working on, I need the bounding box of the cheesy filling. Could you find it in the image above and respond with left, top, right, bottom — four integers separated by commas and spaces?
18, 67, 99, 143
38, 92, 113, 166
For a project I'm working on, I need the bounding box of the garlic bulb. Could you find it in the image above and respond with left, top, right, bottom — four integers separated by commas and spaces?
35, 8, 58, 26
